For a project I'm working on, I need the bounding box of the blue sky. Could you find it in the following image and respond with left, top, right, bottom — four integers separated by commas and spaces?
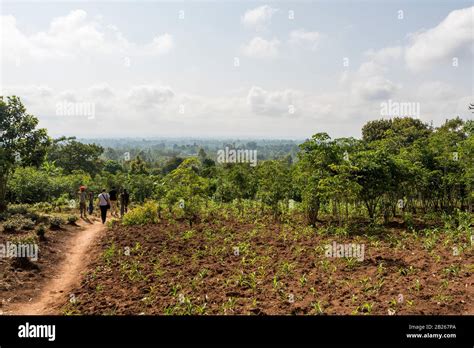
1, 1, 472, 139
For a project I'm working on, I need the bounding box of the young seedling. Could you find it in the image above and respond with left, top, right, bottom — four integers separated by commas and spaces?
413, 279, 422, 292
361, 302, 373, 314
311, 300, 324, 314
299, 273, 307, 287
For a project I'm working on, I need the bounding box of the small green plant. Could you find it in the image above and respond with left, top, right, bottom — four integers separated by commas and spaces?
398, 265, 416, 276
311, 300, 324, 314
377, 262, 386, 277
299, 273, 307, 287
103, 243, 116, 265
345, 257, 358, 269
361, 302, 373, 314
67, 215, 78, 225
36, 224, 46, 240
413, 279, 422, 291
183, 230, 195, 240
443, 264, 460, 277
49, 216, 64, 229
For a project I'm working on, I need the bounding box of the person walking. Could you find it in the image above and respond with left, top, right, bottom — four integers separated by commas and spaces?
78, 186, 87, 218
88, 191, 94, 215
98, 189, 111, 224
109, 186, 118, 217
120, 189, 130, 217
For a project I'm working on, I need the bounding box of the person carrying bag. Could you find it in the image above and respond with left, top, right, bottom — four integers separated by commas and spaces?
98, 189, 111, 224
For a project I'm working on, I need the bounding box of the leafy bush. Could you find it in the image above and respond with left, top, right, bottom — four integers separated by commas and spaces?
3, 220, 18, 233
7, 204, 30, 215
21, 218, 35, 230
67, 215, 78, 225
2, 215, 35, 232
32, 202, 53, 214
50, 216, 64, 229
122, 201, 159, 226
25, 211, 40, 222
0, 212, 10, 222
36, 224, 46, 240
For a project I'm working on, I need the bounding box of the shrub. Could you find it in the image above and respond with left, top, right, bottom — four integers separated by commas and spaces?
3, 220, 18, 233
32, 202, 53, 214
2, 215, 34, 232
50, 216, 64, 229
7, 204, 30, 215
122, 201, 159, 226
21, 218, 35, 230
25, 211, 40, 222
67, 215, 78, 225
36, 224, 46, 240
0, 212, 11, 222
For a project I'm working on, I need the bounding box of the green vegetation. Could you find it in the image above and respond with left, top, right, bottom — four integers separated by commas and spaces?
2, 97, 472, 229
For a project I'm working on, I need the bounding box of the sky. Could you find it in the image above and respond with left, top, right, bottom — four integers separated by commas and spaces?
0, 0, 472, 139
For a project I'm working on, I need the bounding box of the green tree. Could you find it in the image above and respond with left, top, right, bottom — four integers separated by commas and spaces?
0, 96, 50, 211
295, 133, 340, 225
163, 158, 209, 226
130, 155, 148, 175
256, 160, 291, 219
47, 137, 103, 175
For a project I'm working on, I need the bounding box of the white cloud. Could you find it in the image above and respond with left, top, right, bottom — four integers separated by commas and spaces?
242, 37, 280, 58
288, 29, 322, 51
127, 85, 174, 108
144, 33, 174, 56
0, 10, 174, 63
88, 83, 115, 99
359, 46, 401, 76
241, 5, 278, 30
247, 86, 300, 117
356, 76, 398, 101
339, 45, 401, 102
405, 6, 473, 70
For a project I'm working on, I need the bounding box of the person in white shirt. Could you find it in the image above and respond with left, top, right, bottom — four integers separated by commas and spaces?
98, 189, 111, 224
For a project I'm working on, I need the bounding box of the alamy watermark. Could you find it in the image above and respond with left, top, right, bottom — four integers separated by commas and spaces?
380, 99, 420, 118
217, 147, 257, 167
325, 241, 365, 261
0, 242, 38, 261
56, 100, 96, 120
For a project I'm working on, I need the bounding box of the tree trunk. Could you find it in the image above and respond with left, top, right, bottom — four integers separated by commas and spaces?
0, 172, 8, 213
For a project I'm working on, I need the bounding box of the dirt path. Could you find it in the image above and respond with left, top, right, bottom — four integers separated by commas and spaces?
6, 219, 106, 315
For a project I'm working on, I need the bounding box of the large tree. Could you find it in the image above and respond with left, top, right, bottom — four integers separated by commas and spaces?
47, 137, 104, 176
0, 96, 50, 212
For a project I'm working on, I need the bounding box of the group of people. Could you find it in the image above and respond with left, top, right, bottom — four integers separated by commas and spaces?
78, 186, 130, 224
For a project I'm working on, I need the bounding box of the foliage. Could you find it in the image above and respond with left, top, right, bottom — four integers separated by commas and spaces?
122, 201, 159, 226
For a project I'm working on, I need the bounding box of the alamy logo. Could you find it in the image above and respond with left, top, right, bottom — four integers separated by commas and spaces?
56, 100, 95, 119
18, 322, 56, 341
325, 241, 365, 261
380, 99, 420, 118
217, 147, 257, 167
0, 242, 38, 261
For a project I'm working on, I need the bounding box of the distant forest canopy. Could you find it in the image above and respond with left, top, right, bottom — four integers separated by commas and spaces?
78, 137, 301, 164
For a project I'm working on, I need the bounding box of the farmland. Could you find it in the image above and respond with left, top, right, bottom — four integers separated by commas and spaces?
60, 204, 473, 315
0, 96, 473, 315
